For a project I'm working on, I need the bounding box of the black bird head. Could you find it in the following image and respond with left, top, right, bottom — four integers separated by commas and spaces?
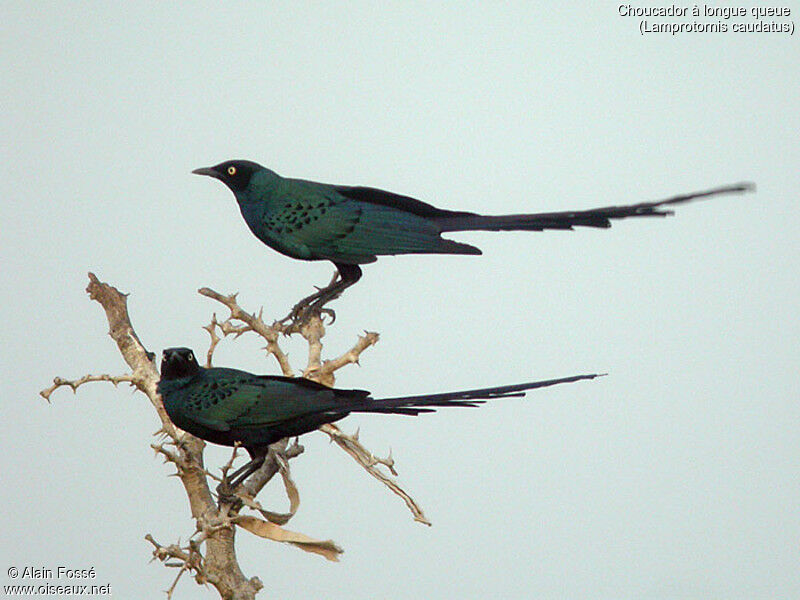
160, 347, 201, 380
192, 160, 263, 194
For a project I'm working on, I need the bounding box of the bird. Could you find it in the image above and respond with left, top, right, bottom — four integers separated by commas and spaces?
192, 160, 753, 326
158, 347, 602, 493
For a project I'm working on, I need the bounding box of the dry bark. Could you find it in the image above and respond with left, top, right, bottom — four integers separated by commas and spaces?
41, 273, 429, 598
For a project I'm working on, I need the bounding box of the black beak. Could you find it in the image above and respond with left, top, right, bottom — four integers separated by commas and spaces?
192, 166, 221, 179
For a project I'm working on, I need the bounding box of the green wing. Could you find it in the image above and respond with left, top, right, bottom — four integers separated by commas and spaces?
188, 369, 363, 430
260, 179, 478, 263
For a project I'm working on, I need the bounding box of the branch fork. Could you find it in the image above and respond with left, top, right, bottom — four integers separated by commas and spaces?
41, 273, 432, 598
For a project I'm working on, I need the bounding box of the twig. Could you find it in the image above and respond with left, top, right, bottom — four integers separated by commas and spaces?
299, 316, 325, 376
40, 373, 139, 402
145, 534, 211, 596
202, 314, 223, 368
305, 331, 380, 383
43, 274, 262, 599
321, 424, 430, 526
220, 443, 243, 480
198, 288, 294, 376
42, 274, 430, 599
198, 286, 427, 524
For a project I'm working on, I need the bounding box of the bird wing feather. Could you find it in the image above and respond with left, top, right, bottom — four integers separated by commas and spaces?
267, 181, 477, 260
189, 370, 367, 430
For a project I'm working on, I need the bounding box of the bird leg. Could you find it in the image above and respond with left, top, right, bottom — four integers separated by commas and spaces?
280, 263, 363, 330
216, 454, 266, 504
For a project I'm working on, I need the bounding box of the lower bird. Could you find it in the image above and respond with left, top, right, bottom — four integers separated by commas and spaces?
192, 159, 753, 325
158, 347, 602, 493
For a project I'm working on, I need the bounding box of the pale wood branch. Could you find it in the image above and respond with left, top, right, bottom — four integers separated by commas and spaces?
41, 274, 431, 598
304, 331, 380, 384
198, 287, 293, 376
44, 274, 263, 600
194, 288, 426, 523
203, 314, 224, 368
299, 316, 326, 378
145, 534, 213, 598
40, 373, 139, 402
321, 423, 431, 526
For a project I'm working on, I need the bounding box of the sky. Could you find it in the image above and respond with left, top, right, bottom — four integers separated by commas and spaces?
2, 3, 798, 599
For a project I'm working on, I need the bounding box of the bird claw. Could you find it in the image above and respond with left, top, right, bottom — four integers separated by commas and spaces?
279, 295, 339, 334
277, 304, 336, 335
277, 304, 313, 334
215, 479, 243, 509
279, 265, 359, 333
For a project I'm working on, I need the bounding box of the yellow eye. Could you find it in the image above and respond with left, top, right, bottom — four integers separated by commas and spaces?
227, 166, 237, 176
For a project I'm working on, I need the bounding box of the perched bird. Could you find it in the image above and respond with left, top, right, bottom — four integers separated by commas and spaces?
193, 159, 753, 324
158, 347, 602, 491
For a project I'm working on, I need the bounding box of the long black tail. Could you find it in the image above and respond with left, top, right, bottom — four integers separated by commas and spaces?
353, 373, 603, 416
436, 183, 754, 232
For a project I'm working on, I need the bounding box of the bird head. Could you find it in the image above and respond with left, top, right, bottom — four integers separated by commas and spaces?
160, 347, 201, 380
192, 160, 263, 194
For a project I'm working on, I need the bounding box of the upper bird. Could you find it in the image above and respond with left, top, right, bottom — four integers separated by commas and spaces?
193, 160, 753, 325
158, 347, 601, 492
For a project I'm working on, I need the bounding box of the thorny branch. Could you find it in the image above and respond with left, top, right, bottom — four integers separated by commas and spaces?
40, 373, 139, 402
145, 534, 208, 599
198, 288, 294, 377
198, 286, 429, 524
40, 273, 433, 598
320, 424, 430, 525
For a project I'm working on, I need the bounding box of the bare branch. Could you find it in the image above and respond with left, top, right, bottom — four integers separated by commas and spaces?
44, 274, 432, 598
321, 424, 431, 526
145, 534, 216, 596
85, 272, 153, 376
198, 287, 294, 376
151, 442, 180, 465
220, 443, 243, 481
241, 443, 302, 525
195, 289, 427, 524
45, 274, 265, 600
242, 438, 303, 497
304, 331, 380, 383
39, 373, 139, 402
299, 316, 326, 378
203, 314, 223, 368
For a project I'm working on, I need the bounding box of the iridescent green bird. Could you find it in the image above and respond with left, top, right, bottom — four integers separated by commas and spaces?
158, 347, 601, 491
193, 160, 753, 324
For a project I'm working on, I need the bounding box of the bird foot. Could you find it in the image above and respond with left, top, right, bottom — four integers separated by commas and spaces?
216, 479, 244, 509
278, 264, 360, 333
278, 299, 337, 334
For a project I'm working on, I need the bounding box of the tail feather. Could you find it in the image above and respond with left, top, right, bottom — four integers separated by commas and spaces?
354, 373, 604, 416
436, 183, 754, 233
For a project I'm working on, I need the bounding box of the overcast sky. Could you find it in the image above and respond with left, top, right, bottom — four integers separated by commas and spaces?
2, 3, 798, 599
